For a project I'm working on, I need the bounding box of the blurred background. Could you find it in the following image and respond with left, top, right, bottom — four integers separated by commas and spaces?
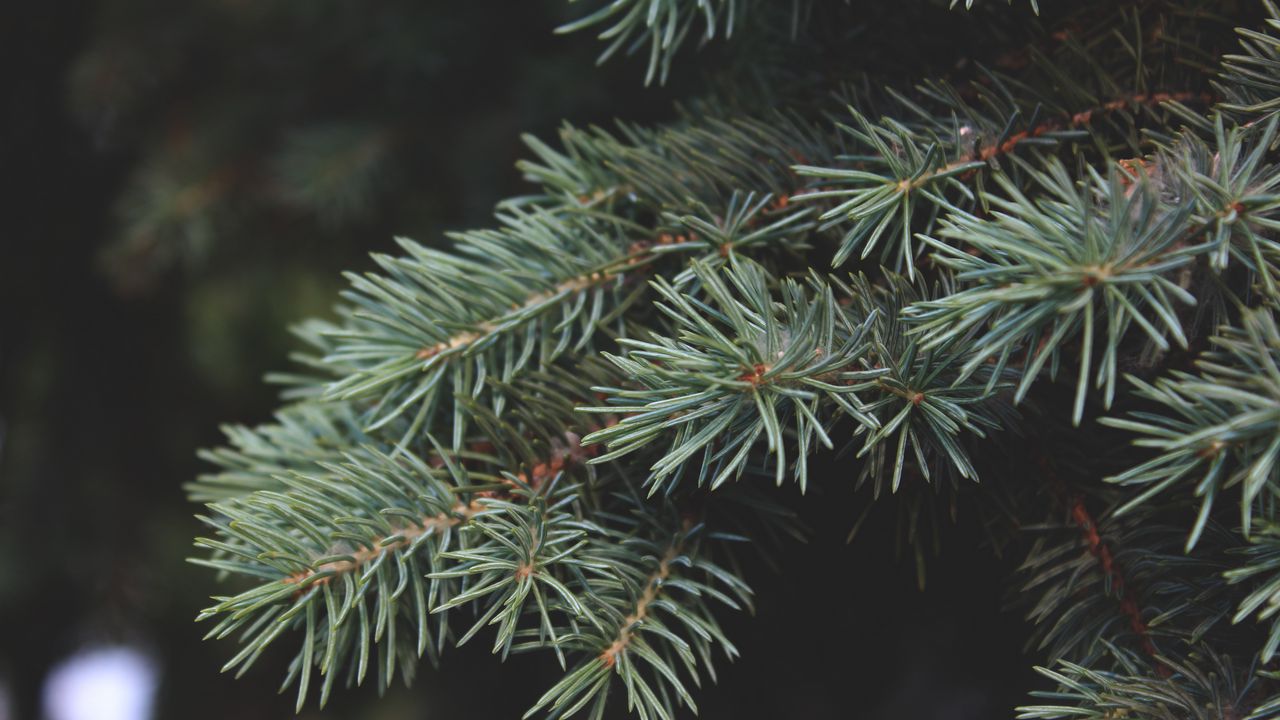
0, 1, 1033, 717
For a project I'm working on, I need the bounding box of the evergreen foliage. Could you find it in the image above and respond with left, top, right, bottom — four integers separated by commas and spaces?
189, 0, 1280, 716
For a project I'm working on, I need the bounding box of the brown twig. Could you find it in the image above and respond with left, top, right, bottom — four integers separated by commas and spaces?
1038, 456, 1171, 677
599, 545, 679, 668
283, 501, 481, 588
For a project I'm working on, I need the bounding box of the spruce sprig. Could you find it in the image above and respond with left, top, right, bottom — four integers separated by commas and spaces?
583, 257, 882, 492
907, 158, 1198, 425
1104, 308, 1280, 546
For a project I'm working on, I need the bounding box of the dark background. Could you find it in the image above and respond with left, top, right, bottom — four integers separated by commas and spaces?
0, 1, 1033, 718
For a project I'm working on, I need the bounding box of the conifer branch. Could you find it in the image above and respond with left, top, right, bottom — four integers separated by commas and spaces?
584, 258, 1011, 493
582, 256, 883, 491
1218, 0, 1280, 123
310, 187, 810, 450
189, 402, 374, 502
1062, 490, 1168, 674
1226, 523, 1280, 663
183, 4, 1280, 717
557, 0, 748, 85
906, 157, 1200, 425
527, 500, 752, 720
1019, 646, 1266, 720
599, 543, 679, 668
1158, 114, 1280, 293
792, 79, 1211, 276
1104, 308, 1280, 545
280, 501, 481, 589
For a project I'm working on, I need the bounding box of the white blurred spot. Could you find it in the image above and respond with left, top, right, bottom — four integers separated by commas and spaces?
0, 677, 12, 720
42, 646, 159, 720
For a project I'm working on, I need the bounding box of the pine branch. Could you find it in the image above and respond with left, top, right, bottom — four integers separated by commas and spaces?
583, 257, 1010, 493
430, 495, 608, 661
1218, 0, 1280, 123
906, 156, 1200, 425
193, 393, 778, 715
582, 256, 880, 492
190, 402, 382, 502
1019, 644, 1271, 720
597, 543, 679, 669
308, 145, 814, 447
527, 495, 752, 720
317, 207, 635, 444
181, 4, 1280, 716
1159, 114, 1280, 294
1015, 496, 1228, 671
1103, 307, 1280, 546
1064, 490, 1168, 672
1227, 522, 1280, 663
193, 446, 469, 707
793, 68, 1212, 276
1014, 454, 1243, 673
519, 111, 832, 217
557, 0, 750, 85
838, 272, 1016, 492
193, 439, 613, 710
